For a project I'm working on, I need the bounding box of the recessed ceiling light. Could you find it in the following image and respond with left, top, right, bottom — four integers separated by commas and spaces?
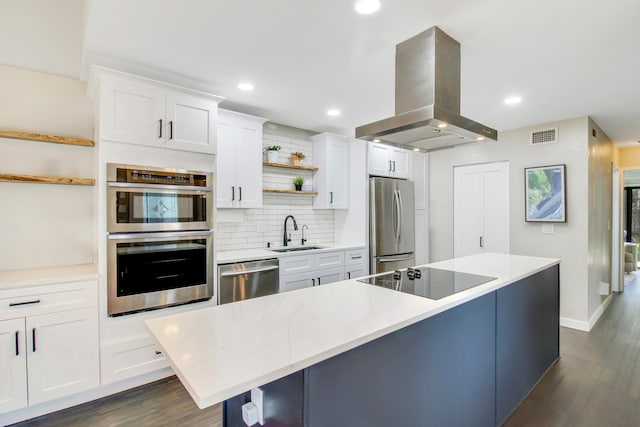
437, 123, 448, 128
354, 0, 381, 15
237, 83, 254, 91
327, 109, 341, 117
413, 148, 420, 152
372, 138, 381, 143
476, 136, 485, 141
504, 96, 522, 105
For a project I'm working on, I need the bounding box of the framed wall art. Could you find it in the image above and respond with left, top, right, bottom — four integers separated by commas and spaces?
525, 164, 566, 222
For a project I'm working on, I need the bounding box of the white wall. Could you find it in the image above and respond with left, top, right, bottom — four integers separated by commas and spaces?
0, 65, 94, 270
429, 116, 590, 325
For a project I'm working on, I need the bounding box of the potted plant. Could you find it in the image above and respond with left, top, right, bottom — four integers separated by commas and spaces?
265, 145, 280, 163
293, 176, 305, 191
290, 151, 305, 166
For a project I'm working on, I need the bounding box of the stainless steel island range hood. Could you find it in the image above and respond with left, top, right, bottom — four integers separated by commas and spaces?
356, 26, 497, 152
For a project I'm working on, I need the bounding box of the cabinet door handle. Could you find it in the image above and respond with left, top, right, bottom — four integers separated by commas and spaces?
239, 186, 242, 201
312, 278, 315, 286
393, 160, 396, 172
9, 299, 41, 307
330, 191, 333, 203
155, 350, 162, 355
388, 160, 393, 172
159, 119, 163, 138
318, 277, 321, 285
231, 186, 235, 201
32, 328, 36, 352
15, 331, 19, 356
348, 272, 351, 279
480, 236, 484, 248
169, 121, 174, 140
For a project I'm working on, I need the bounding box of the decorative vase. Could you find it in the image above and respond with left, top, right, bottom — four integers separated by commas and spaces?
295, 184, 303, 191
267, 150, 278, 163
290, 156, 301, 166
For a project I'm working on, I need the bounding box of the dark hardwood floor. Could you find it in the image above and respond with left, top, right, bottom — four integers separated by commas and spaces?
10, 275, 640, 427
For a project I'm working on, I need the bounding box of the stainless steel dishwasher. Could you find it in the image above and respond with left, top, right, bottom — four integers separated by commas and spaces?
218, 258, 279, 304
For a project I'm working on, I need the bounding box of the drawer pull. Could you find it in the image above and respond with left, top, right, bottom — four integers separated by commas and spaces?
9, 299, 41, 307
351, 255, 362, 260
32, 328, 36, 352
155, 350, 162, 355
15, 331, 19, 356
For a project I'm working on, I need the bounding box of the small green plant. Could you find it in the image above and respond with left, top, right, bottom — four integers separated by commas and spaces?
266, 145, 281, 151
293, 176, 305, 185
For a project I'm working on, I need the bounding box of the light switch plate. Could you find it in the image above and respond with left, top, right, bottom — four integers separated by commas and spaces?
541, 224, 555, 235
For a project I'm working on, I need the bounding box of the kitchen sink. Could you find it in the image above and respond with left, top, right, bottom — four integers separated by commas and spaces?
269, 246, 325, 253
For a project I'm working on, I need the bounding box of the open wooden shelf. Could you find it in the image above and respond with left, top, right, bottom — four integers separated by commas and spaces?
0, 129, 94, 147
263, 189, 318, 195
0, 173, 95, 186
263, 162, 318, 171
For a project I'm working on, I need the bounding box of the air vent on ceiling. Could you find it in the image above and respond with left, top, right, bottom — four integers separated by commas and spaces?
530, 127, 558, 145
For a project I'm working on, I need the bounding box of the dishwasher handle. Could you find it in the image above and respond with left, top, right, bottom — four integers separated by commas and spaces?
220, 265, 279, 277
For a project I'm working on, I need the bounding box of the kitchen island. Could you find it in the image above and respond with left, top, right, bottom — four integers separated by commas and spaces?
146, 253, 559, 426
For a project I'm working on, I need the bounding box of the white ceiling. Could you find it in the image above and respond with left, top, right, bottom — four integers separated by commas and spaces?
2, 0, 639, 146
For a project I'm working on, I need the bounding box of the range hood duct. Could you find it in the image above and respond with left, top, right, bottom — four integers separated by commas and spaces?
356, 26, 497, 152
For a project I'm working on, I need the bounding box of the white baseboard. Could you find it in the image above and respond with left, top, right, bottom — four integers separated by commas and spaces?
560, 294, 613, 332
0, 368, 174, 426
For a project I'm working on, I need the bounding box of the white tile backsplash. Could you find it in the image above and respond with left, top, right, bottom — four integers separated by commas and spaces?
216, 124, 335, 251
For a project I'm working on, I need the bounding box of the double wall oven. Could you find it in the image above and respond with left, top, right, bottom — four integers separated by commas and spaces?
107, 164, 214, 316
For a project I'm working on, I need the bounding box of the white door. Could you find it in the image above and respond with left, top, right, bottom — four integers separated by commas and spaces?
368, 142, 391, 177
0, 318, 27, 413
234, 118, 263, 208
315, 267, 345, 286
26, 308, 99, 405
390, 147, 411, 179
101, 79, 165, 147
165, 92, 217, 154
345, 263, 368, 280
327, 139, 349, 209
481, 163, 510, 253
216, 118, 237, 208
280, 273, 314, 292
454, 162, 509, 257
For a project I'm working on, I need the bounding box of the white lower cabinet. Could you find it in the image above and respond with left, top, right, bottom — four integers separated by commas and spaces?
0, 280, 99, 414
344, 263, 368, 280
0, 318, 27, 413
101, 336, 168, 385
279, 250, 346, 292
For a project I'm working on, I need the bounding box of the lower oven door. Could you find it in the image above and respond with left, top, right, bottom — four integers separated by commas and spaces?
107, 230, 213, 316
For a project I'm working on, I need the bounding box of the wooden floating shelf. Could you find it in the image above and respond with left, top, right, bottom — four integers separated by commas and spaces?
0, 173, 95, 186
263, 189, 318, 195
0, 129, 94, 147
263, 162, 318, 171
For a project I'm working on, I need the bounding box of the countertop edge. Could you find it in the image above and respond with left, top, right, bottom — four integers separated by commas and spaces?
0, 264, 99, 289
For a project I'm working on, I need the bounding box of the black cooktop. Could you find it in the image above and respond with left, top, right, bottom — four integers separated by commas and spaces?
357, 267, 496, 300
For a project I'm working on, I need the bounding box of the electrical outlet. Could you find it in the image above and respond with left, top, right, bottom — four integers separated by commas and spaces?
599, 282, 610, 295
541, 224, 555, 235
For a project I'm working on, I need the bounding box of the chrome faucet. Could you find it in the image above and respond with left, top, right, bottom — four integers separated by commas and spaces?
301, 224, 309, 245
283, 215, 298, 246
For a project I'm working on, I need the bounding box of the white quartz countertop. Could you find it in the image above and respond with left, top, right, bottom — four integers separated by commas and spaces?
146, 253, 559, 409
0, 264, 98, 290
217, 244, 365, 264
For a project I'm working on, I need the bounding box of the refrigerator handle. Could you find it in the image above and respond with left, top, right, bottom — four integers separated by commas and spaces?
379, 254, 413, 262
394, 189, 401, 242
397, 189, 403, 242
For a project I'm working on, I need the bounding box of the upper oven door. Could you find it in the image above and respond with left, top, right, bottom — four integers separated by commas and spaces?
107, 184, 213, 233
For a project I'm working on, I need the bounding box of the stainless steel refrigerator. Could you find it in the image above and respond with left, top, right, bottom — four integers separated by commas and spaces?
370, 177, 415, 274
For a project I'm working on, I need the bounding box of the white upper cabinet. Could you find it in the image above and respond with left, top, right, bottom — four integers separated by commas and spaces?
412, 153, 429, 210
91, 67, 223, 154
311, 133, 349, 209
367, 142, 411, 179
216, 109, 267, 209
